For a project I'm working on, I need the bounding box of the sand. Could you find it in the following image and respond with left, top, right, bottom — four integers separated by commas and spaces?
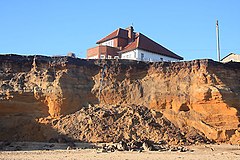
0, 142, 240, 160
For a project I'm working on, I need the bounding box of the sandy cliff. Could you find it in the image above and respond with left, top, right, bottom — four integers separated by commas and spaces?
0, 55, 239, 144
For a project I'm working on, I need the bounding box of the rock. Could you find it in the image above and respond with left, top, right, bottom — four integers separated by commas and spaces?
142, 140, 155, 151
129, 141, 143, 150
67, 141, 76, 149
49, 144, 55, 148
100, 148, 107, 153
158, 145, 169, 152
107, 145, 116, 152
101, 143, 107, 148
14, 146, 22, 151
66, 146, 72, 150
170, 147, 178, 152
178, 146, 188, 152
98, 144, 116, 153
2, 141, 11, 146
117, 141, 128, 151
43, 145, 52, 150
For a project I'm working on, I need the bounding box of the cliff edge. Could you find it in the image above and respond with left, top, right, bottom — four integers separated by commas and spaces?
0, 54, 239, 144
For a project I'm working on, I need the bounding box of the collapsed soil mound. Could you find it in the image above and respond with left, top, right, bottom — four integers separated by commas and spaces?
52, 104, 210, 145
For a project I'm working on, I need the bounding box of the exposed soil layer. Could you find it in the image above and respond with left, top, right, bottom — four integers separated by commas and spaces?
0, 54, 239, 144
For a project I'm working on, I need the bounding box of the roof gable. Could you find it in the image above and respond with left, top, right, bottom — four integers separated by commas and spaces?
221, 53, 239, 61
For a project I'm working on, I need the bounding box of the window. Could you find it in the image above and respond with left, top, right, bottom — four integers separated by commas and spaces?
141, 53, 144, 61
108, 55, 112, 59
101, 40, 114, 47
160, 58, 163, 61
100, 55, 105, 59
114, 56, 119, 59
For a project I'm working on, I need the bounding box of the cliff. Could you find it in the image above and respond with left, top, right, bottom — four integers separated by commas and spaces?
0, 54, 239, 144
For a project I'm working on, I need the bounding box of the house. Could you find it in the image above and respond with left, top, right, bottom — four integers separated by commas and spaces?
86, 26, 183, 62
221, 53, 240, 63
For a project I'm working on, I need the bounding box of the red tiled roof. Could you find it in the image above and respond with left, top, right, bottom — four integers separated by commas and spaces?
118, 33, 139, 53
119, 33, 183, 60
96, 28, 128, 44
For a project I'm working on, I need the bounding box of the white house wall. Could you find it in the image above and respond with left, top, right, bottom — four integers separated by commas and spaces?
121, 49, 180, 62
121, 50, 138, 60
88, 55, 99, 59
221, 54, 240, 63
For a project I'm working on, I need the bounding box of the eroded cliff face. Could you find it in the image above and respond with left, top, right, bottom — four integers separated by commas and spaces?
95, 59, 240, 143
0, 54, 239, 144
0, 55, 98, 117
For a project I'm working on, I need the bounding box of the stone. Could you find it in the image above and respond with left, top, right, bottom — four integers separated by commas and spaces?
66, 146, 72, 150
2, 141, 11, 146
158, 145, 169, 152
14, 146, 22, 151
107, 145, 116, 152
178, 146, 188, 152
117, 141, 128, 151
142, 140, 155, 151
67, 141, 76, 149
170, 147, 178, 152
99, 148, 107, 153
129, 141, 143, 150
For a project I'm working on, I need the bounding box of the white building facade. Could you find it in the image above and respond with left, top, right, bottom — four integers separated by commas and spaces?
221, 53, 240, 63
121, 49, 180, 62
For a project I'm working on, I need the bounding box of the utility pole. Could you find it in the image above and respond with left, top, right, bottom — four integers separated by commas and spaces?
216, 20, 221, 62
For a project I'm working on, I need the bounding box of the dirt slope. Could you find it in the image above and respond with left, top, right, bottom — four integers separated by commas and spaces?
50, 104, 209, 144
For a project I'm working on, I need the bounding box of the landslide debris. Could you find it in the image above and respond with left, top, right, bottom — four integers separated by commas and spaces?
51, 104, 210, 145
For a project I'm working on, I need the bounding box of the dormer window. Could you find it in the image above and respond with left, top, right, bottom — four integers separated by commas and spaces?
101, 40, 114, 47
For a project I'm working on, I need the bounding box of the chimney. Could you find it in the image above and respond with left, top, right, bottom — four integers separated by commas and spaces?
127, 26, 134, 43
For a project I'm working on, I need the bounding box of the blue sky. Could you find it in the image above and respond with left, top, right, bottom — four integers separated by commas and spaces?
0, 0, 239, 61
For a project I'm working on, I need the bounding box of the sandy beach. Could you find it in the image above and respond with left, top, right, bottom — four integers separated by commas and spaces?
0, 142, 239, 160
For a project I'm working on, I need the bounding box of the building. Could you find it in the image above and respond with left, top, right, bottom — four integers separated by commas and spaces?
87, 26, 183, 62
221, 53, 240, 63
